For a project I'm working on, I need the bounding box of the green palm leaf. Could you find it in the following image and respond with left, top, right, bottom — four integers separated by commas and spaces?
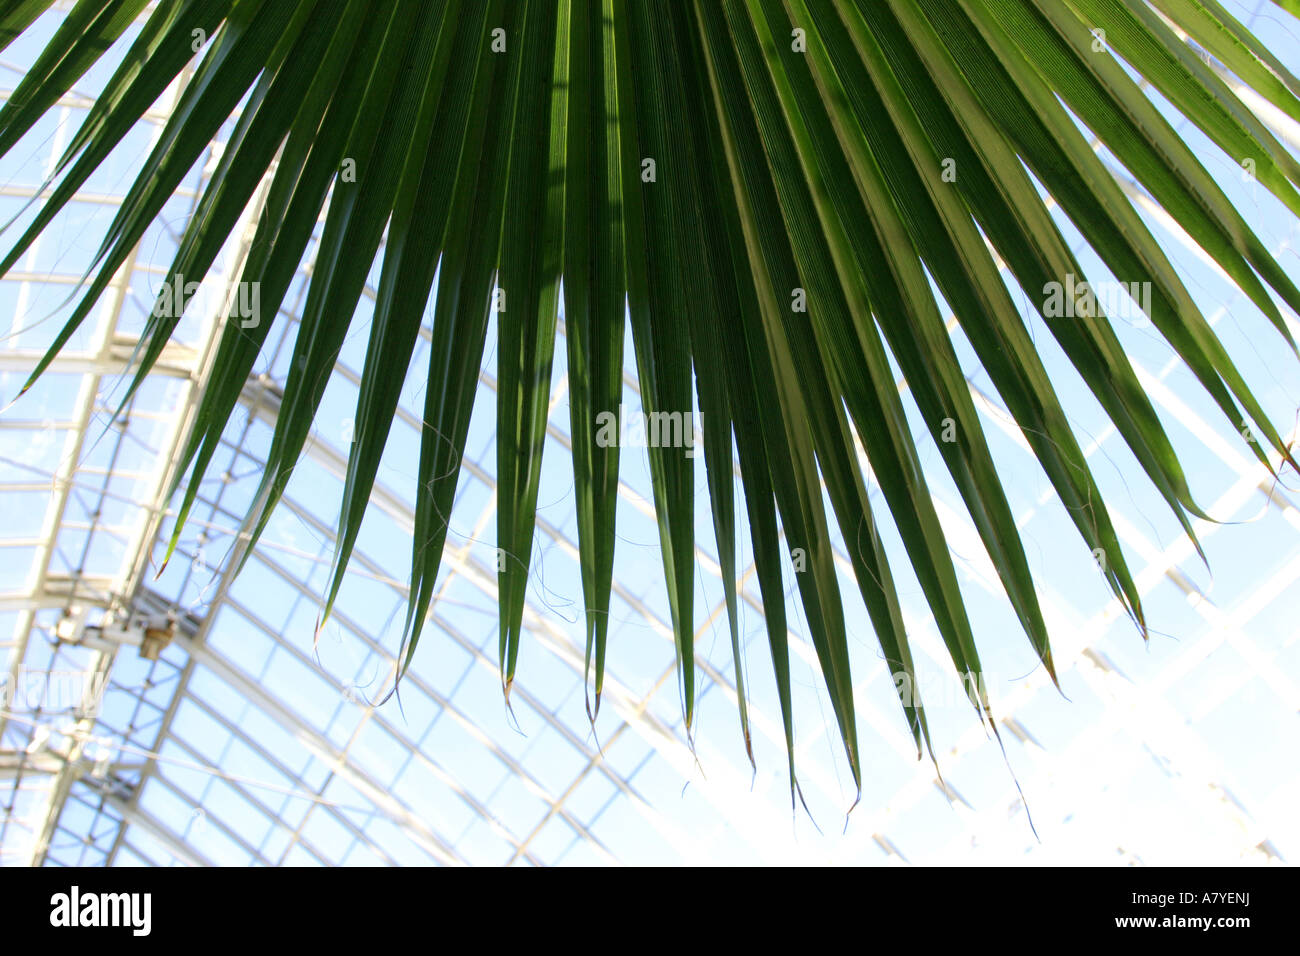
3, 0, 1297, 800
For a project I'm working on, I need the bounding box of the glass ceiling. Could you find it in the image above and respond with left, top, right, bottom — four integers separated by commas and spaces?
1, 0, 1298, 866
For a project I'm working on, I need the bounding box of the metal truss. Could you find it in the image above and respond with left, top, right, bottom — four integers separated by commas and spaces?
1, 0, 1298, 867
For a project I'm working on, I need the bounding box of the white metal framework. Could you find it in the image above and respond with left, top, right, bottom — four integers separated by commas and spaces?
1, 0, 1297, 866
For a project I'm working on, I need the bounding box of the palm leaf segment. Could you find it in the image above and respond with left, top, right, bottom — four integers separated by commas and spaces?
3, 0, 1298, 802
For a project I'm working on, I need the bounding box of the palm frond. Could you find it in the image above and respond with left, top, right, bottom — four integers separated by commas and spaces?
3, 0, 1298, 802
